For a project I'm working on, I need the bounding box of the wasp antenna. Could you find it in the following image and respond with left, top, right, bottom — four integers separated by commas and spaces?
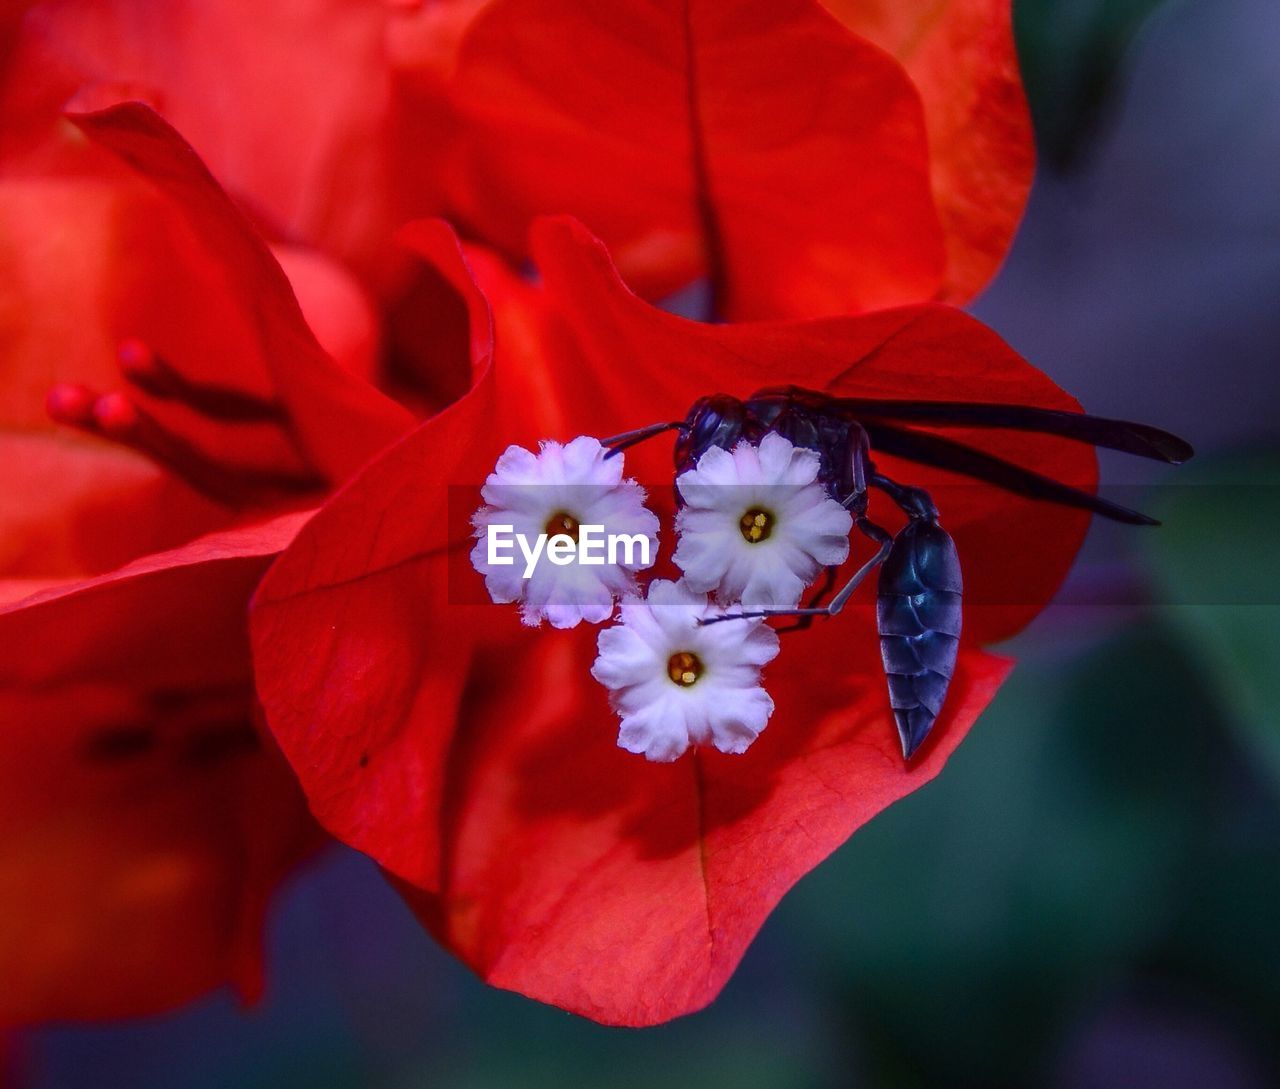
601, 421, 684, 458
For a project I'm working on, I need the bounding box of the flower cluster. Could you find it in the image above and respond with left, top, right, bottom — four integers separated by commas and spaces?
471, 431, 853, 760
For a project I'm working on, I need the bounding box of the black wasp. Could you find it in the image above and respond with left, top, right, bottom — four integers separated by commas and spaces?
602, 386, 1193, 761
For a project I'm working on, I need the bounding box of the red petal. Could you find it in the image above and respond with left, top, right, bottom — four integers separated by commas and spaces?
251, 222, 505, 889
270, 243, 379, 385
0, 4, 29, 76
0, 148, 243, 577
385, 0, 494, 81
394, 639, 1009, 1024
69, 104, 413, 483
0, 513, 318, 1024
3, 0, 400, 276
822, 0, 1035, 301
254, 220, 1093, 1022
0, 107, 405, 578
443, 0, 944, 318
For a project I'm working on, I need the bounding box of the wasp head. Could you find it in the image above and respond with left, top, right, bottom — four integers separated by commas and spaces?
675, 394, 748, 473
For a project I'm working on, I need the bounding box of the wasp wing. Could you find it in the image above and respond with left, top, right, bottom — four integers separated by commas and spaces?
864, 421, 1159, 525
835, 399, 1192, 464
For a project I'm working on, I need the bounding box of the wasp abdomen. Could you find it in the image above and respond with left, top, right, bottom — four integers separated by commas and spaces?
876, 519, 962, 759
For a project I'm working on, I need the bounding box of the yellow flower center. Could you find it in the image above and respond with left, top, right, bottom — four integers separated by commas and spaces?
544, 510, 581, 541
666, 651, 704, 687
739, 507, 774, 543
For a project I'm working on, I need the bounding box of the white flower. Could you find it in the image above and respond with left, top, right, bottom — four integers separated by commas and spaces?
471, 436, 659, 628
592, 580, 780, 762
673, 432, 853, 610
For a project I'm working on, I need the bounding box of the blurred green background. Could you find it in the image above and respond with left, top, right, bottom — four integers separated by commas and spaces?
21, 0, 1280, 1085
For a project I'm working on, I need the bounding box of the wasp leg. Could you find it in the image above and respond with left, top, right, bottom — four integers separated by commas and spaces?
870, 473, 962, 761
773, 565, 839, 634
699, 517, 893, 626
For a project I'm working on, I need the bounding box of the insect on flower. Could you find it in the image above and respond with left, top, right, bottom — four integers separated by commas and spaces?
601, 385, 1195, 760
673, 432, 855, 610
253, 218, 1144, 1023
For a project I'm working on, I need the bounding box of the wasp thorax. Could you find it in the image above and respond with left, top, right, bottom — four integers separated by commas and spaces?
738, 507, 775, 543
666, 651, 704, 687
544, 510, 582, 541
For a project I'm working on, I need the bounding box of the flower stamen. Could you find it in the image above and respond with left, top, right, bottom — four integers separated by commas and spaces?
666, 650, 704, 687
45, 337, 324, 506
544, 510, 582, 541
739, 507, 774, 543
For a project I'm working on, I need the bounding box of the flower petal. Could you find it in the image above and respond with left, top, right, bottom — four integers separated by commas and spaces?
822, 0, 1035, 302
443, 0, 944, 318
390, 641, 1009, 1024
3, 0, 406, 276
69, 103, 412, 483
0, 513, 318, 1024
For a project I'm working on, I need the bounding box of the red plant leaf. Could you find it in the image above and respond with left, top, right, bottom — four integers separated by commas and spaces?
0, 512, 318, 1024
442, 0, 945, 319
252, 217, 1096, 1023
0, 98, 427, 1026
822, 0, 1035, 301
245, 221, 519, 887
